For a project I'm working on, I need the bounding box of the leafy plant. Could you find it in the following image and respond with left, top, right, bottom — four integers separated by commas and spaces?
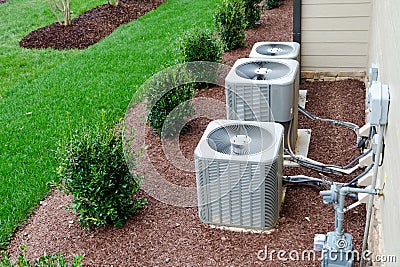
47, 0, 72, 26
0, 0, 219, 248
243, 0, 263, 28
214, 0, 247, 51
107, 0, 119, 6
176, 27, 223, 89
144, 66, 196, 137
264, 0, 280, 10
176, 26, 223, 63
0, 245, 84, 267
55, 113, 146, 230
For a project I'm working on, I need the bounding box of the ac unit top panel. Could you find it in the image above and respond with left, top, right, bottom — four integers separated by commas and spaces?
226, 58, 299, 86
249, 42, 300, 59
194, 120, 283, 163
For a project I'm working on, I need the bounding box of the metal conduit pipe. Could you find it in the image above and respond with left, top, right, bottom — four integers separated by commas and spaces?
360, 124, 385, 267
336, 187, 379, 240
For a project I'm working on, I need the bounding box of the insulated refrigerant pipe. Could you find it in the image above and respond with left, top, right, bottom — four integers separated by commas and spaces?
359, 124, 385, 267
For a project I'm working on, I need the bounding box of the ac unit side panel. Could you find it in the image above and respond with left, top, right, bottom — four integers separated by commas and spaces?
269, 84, 294, 122
196, 159, 281, 230
226, 83, 272, 122
264, 161, 279, 228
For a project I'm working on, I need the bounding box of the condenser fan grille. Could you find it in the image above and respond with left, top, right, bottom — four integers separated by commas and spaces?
255, 43, 294, 56
207, 124, 273, 155
235, 61, 291, 80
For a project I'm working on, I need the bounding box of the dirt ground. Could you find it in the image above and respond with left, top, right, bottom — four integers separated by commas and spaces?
5, 0, 368, 266
19, 0, 166, 50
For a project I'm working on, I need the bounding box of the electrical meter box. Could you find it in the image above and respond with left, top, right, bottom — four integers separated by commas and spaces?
321, 232, 354, 267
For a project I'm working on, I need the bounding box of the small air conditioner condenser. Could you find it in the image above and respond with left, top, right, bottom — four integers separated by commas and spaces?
194, 120, 284, 230
225, 58, 299, 149
249, 42, 300, 61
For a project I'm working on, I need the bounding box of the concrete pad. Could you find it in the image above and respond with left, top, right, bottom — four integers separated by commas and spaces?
299, 90, 307, 109
284, 128, 312, 167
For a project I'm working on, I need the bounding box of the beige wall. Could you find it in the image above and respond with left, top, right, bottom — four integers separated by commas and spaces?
368, 0, 400, 265
301, 0, 371, 71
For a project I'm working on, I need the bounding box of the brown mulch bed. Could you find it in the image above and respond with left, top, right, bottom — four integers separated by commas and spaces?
5, 0, 368, 266
19, 0, 166, 50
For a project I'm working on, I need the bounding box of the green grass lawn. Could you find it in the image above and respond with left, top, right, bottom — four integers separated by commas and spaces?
0, 0, 220, 248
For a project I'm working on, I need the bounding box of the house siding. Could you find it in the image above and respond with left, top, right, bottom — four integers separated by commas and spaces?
301, 0, 371, 71
368, 0, 400, 265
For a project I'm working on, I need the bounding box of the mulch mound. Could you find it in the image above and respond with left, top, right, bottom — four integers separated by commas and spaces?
5, 0, 368, 266
19, 0, 166, 50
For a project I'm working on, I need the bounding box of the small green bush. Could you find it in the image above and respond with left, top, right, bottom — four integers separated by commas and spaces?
214, 0, 247, 51
177, 27, 223, 63
144, 67, 196, 137
176, 27, 223, 90
55, 114, 146, 230
264, 0, 280, 10
1, 245, 84, 267
244, 0, 263, 29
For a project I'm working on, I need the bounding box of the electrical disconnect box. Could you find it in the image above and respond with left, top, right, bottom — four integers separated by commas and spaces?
368, 81, 390, 126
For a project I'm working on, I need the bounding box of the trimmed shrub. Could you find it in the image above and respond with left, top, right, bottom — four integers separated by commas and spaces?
55, 114, 146, 230
264, 0, 280, 10
1, 245, 84, 267
244, 0, 263, 29
176, 27, 223, 63
144, 67, 196, 137
214, 0, 247, 51
176, 27, 223, 89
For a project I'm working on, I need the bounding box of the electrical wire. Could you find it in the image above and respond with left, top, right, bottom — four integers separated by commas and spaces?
284, 107, 371, 175
298, 105, 359, 133
343, 163, 374, 187
325, 148, 372, 169
285, 119, 341, 174
286, 149, 348, 175
283, 175, 331, 188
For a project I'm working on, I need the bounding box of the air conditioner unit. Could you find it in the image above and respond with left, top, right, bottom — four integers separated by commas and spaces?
249, 42, 300, 61
194, 120, 284, 230
225, 58, 299, 149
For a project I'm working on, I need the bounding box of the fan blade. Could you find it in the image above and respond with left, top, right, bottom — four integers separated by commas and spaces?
256, 44, 293, 56
207, 124, 274, 155
261, 62, 291, 80
236, 63, 263, 79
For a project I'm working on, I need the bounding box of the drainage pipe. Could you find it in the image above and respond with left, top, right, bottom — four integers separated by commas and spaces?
359, 125, 385, 267
293, 0, 301, 43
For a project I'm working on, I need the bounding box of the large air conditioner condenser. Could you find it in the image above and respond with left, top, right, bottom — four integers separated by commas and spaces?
195, 120, 284, 230
225, 58, 299, 149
